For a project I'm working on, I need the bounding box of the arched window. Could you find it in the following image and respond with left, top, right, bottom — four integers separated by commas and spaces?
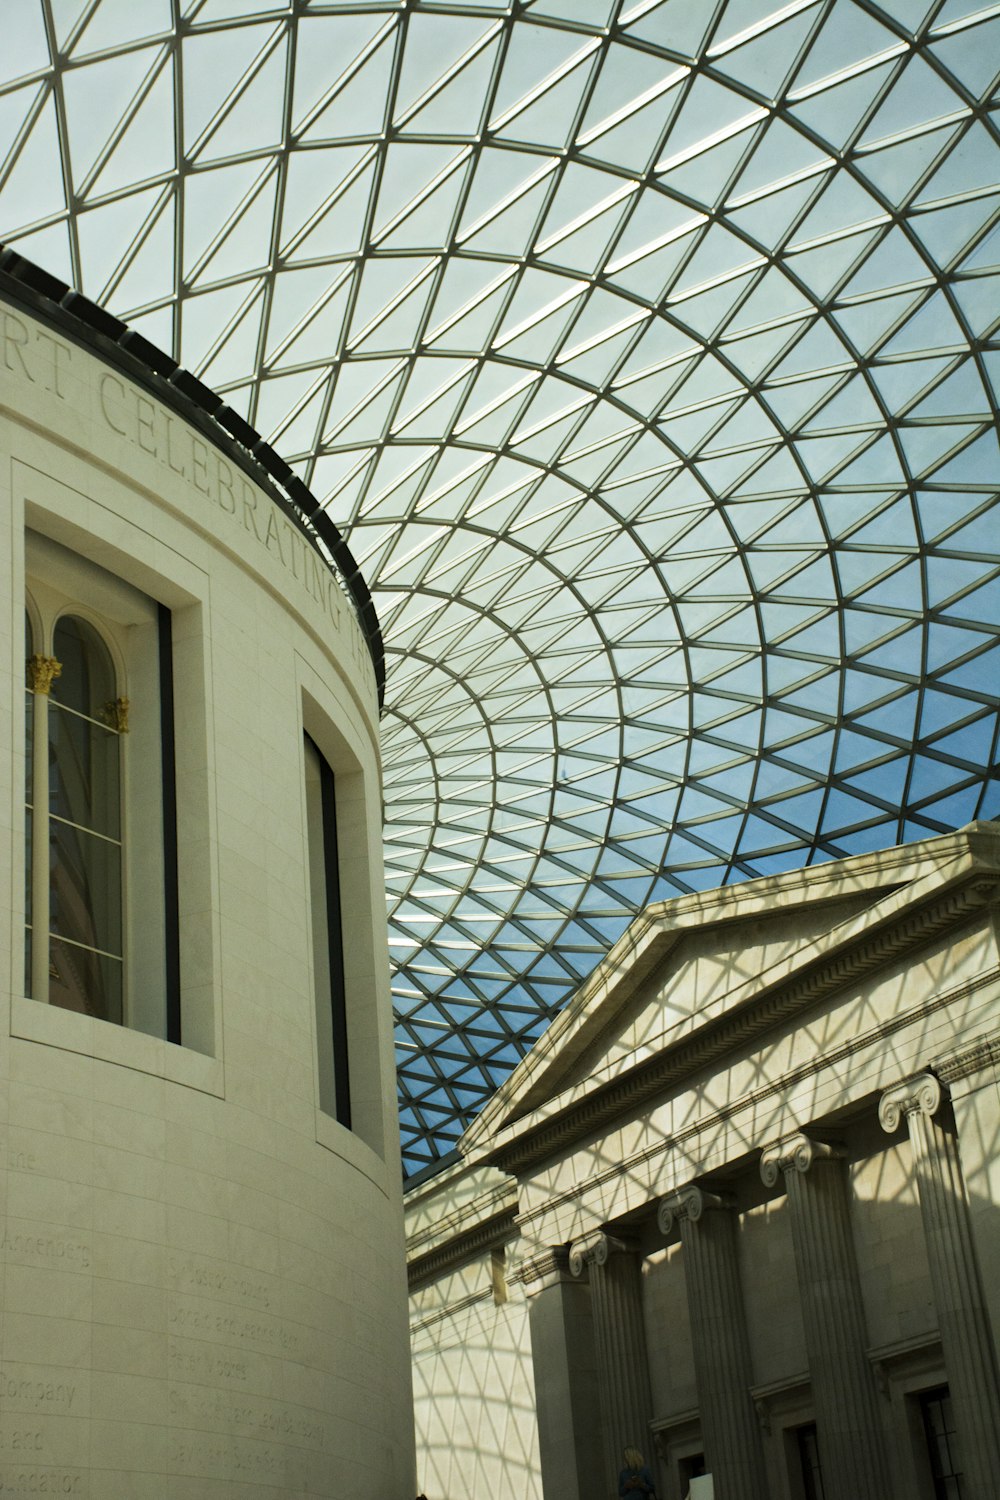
47, 615, 124, 1022
24, 530, 182, 1041
25, 614, 125, 1022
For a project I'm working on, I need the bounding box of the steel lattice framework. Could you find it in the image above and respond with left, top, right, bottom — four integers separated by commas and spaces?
2, 0, 999, 1176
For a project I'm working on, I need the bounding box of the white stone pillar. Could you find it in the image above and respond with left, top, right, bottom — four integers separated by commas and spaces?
760, 1134, 890, 1500
570, 1232, 653, 1495
517, 1248, 604, 1500
880, 1072, 1000, 1498
658, 1187, 768, 1500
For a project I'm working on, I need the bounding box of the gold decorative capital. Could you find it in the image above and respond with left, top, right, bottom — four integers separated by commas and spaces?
103, 697, 130, 733
27, 654, 61, 695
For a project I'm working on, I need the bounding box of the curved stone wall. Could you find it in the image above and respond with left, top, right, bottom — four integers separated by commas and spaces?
1, 288, 414, 1496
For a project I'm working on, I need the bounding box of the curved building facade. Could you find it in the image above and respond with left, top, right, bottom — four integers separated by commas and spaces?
1, 265, 414, 1496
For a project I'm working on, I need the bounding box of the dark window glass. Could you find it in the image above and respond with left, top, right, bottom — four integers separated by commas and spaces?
52, 615, 115, 719
679, 1452, 707, 1489
48, 697, 121, 839
24, 613, 34, 995
921, 1387, 963, 1499
798, 1425, 825, 1500
47, 616, 123, 1023
304, 732, 351, 1127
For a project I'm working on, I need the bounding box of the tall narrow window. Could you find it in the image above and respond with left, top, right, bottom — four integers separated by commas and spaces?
24, 530, 182, 1041
24, 611, 35, 995
30, 616, 124, 1021
304, 732, 351, 1128
920, 1387, 963, 1499
797, 1424, 826, 1500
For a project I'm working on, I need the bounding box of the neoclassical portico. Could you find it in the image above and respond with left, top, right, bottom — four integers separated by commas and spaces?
407, 825, 1000, 1500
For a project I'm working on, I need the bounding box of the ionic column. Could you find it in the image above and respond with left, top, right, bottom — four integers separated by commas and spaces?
570, 1232, 652, 1494
517, 1248, 603, 1500
880, 1073, 1000, 1497
760, 1134, 890, 1500
658, 1187, 767, 1500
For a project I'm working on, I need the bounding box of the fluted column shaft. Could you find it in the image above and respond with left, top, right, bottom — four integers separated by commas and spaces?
761, 1135, 890, 1500
570, 1233, 652, 1495
519, 1248, 604, 1500
659, 1188, 768, 1500
880, 1074, 1000, 1498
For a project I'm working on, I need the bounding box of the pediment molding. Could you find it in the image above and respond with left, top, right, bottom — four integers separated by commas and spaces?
474, 864, 999, 1175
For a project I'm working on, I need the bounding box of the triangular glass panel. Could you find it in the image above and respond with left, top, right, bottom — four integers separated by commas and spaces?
302, 34, 394, 140
197, 36, 286, 161
181, 22, 274, 149
790, 62, 896, 151
713, 8, 820, 100
2, 220, 73, 283
859, 125, 959, 201
623, 0, 714, 59
77, 186, 163, 300
195, 174, 277, 286
0, 93, 65, 230
289, 164, 376, 261
89, 56, 175, 198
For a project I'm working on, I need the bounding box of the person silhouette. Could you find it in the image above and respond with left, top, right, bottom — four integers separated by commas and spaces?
618, 1445, 657, 1499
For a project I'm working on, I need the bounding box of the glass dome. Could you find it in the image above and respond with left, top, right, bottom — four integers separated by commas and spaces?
2, 0, 998, 1177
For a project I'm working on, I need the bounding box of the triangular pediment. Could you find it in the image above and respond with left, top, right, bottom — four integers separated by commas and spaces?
461, 824, 1000, 1167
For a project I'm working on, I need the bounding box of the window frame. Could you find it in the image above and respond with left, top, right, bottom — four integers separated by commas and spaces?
304, 728, 352, 1129
23, 531, 182, 1043
302, 686, 387, 1162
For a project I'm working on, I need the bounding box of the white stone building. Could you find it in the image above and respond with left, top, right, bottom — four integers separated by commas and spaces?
1, 4, 999, 1497
406, 824, 1000, 1500
1, 262, 415, 1496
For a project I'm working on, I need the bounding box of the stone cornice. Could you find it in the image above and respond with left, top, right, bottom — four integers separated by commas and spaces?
407, 1178, 516, 1257
510, 1246, 571, 1292
475, 857, 999, 1175
409, 1287, 494, 1337
513, 968, 998, 1235
407, 1202, 518, 1290
934, 1034, 1000, 1086
461, 828, 1000, 1160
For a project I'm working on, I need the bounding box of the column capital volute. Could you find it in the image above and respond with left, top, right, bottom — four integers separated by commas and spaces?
760, 1132, 841, 1188
657, 1185, 731, 1237
879, 1072, 947, 1134
568, 1231, 630, 1277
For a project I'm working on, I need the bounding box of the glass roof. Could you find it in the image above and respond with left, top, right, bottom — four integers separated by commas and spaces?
2, 0, 998, 1178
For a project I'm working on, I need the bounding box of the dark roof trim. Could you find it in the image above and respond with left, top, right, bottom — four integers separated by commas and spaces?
0, 245, 385, 711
